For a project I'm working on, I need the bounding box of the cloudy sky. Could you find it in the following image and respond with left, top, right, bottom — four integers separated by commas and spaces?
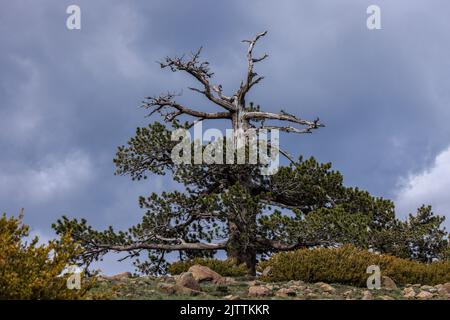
1, 0, 450, 273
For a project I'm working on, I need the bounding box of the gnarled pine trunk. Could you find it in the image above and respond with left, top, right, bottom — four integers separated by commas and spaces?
226, 102, 259, 276
227, 202, 257, 277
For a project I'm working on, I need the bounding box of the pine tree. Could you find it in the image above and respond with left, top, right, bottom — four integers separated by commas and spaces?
53, 32, 449, 276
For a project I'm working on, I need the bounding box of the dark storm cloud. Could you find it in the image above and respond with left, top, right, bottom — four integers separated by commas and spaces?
1, 0, 450, 272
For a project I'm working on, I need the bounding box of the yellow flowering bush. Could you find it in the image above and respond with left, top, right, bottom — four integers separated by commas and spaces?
0, 212, 94, 299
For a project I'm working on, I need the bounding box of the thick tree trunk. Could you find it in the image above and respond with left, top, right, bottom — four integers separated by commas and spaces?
226, 102, 258, 277
229, 246, 256, 277
231, 102, 250, 146
227, 212, 257, 277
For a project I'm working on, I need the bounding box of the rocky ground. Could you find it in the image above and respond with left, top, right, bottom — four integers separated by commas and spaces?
89, 265, 450, 300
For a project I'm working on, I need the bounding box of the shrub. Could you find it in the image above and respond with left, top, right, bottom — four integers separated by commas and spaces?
259, 245, 450, 286
0, 212, 95, 299
168, 258, 247, 277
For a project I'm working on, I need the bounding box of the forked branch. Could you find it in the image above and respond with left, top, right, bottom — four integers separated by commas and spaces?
158, 48, 235, 111
238, 31, 269, 104
143, 92, 231, 122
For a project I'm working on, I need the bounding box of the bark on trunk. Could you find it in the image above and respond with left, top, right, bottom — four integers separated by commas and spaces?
226, 102, 258, 277
227, 239, 257, 277
227, 210, 257, 277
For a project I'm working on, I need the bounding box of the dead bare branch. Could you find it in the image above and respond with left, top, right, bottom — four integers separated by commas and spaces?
143, 92, 231, 122
158, 48, 235, 111
238, 31, 269, 104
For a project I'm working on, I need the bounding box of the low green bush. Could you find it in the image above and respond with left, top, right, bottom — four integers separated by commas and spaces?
259, 245, 450, 286
167, 258, 247, 277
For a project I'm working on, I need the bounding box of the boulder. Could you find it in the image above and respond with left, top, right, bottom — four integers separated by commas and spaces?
176, 272, 200, 291
265, 284, 275, 290
420, 285, 434, 291
175, 285, 203, 296
288, 280, 305, 286
188, 265, 224, 284
157, 282, 202, 296
402, 287, 416, 299
319, 283, 336, 293
416, 290, 433, 300
437, 287, 445, 295
159, 275, 176, 283
96, 276, 108, 282
248, 285, 271, 297
437, 286, 450, 297
113, 272, 132, 279
380, 295, 395, 300
382, 276, 397, 290
157, 283, 177, 295
439, 283, 450, 294
289, 284, 305, 291
99, 272, 132, 282
224, 294, 240, 300
275, 288, 296, 297
303, 288, 313, 294
361, 290, 373, 300
343, 290, 353, 298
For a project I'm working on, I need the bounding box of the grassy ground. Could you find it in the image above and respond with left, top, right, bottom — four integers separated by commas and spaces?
86, 276, 447, 300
